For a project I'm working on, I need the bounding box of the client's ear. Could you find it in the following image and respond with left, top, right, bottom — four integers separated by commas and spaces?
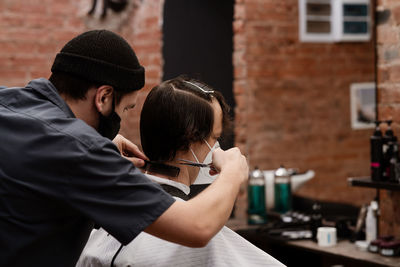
95, 85, 114, 114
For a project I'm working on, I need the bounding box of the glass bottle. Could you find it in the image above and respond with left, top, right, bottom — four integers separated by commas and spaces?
247, 167, 267, 225
274, 165, 292, 214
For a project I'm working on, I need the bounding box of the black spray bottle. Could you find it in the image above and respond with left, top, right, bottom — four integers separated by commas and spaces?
371, 121, 383, 181
382, 120, 396, 181
389, 141, 399, 182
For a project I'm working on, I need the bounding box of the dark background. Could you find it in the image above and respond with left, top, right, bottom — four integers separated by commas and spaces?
162, 0, 235, 149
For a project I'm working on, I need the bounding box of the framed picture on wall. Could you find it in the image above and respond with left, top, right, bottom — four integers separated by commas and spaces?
350, 82, 376, 129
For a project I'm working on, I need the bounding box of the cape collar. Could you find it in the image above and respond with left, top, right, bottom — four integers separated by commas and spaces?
145, 173, 190, 196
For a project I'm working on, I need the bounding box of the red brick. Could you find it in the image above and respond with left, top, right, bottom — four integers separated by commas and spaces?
233, 50, 245, 66
0, 68, 27, 80
0, 30, 50, 42
7, 2, 47, 15
47, 3, 77, 15
36, 42, 60, 54
384, 0, 400, 8
377, 26, 399, 44
234, 4, 245, 20
51, 31, 81, 43
234, 66, 246, 79
0, 15, 25, 27
379, 86, 400, 103
378, 105, 400, 122
233, 34, 246, 50
233, 80, 247, 95
233, 20, 244, 33
30, 69, 51, 79
8, 57, 50, 68
388, 64, 400, 82
25, 16, 64, 29
393, 6, 400, 25
0, 41, 36, 54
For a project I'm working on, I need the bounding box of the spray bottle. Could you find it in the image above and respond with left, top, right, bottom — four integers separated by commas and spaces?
389, 142, 400, 183
274, 166, 292, 214
382, 120, 395, 181
248, 167, 267, 224
366, 200, 378, 244
371, 121, 383, 181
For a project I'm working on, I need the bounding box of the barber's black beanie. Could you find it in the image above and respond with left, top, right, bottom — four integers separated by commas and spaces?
51, 29, 145, 92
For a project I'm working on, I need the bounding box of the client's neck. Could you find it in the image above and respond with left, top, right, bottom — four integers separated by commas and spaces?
150, 166, 190, 186
148, 151, 196, 186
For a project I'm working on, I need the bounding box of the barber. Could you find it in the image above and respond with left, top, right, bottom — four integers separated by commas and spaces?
0, 30, 248, 267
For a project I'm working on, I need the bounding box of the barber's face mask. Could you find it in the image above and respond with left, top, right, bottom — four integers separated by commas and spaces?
190, 140, 220, 185
97, 96, 121, 140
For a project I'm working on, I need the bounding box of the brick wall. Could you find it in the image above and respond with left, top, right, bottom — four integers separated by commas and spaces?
1, 0, 382, 226
0, 0, 162, 147
0, 0, 84, 86
376, 0, 400, 238
116, 0, 164, 145
233, 0, 376, 223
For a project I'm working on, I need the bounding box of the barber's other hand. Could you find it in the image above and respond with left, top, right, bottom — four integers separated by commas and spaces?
211, 147, 249, 185
113, 134, 149, 167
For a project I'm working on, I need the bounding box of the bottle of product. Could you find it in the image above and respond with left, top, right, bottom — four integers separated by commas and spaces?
366, 200, 378, 244
382, 120, 395, 181
389, 141, 400, 182
274, 165, 292, 214
371, 121, 383, 181
247, 167, 267, 225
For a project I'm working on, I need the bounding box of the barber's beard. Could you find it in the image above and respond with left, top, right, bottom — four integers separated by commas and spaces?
97, 111, 121, 140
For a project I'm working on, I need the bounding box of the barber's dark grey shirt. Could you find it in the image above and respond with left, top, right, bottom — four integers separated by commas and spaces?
0, 78, 175, 267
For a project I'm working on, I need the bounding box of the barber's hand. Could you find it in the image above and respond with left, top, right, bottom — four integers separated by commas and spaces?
113, 134, 149, 167
211, 147, 249, 184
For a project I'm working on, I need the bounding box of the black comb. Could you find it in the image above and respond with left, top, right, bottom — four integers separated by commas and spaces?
144, 160, 180, 177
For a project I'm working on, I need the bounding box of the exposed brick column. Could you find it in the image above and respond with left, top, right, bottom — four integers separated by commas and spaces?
233, 0, 249, 222
376, 0, 400, 238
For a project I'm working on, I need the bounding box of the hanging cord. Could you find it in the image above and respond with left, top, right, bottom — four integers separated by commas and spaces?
110, 244, 124, 267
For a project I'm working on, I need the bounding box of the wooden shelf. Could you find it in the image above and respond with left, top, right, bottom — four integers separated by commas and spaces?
347, 177, 400, 191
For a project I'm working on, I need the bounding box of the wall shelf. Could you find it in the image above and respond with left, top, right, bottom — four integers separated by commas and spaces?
347, 176, 400, 191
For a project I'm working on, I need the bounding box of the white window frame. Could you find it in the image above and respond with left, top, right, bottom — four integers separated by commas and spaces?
299, 0, 334, 42
333, 0, 371, 42
299, 0, 371, 43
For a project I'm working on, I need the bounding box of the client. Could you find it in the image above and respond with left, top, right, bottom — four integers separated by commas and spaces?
76, 77, 285, 267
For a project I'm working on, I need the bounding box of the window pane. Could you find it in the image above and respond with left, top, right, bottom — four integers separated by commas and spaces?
307, 3, 331, 16
343, 21, 368, 34
307, 21, 331, 33
343, 4, 368, 17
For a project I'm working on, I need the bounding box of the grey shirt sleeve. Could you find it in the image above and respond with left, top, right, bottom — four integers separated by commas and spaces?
64, 139, 175, 245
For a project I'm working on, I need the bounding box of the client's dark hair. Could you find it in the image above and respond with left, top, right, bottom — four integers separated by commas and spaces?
49, 72, 124, 104
140, 78, 214, 161
169, 76, 232, 136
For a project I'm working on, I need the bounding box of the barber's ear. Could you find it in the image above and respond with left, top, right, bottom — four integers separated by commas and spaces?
95, 85, 114, 114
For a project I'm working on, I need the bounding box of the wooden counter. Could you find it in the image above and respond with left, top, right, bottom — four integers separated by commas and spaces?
229, 223, 400, 267
285, 239, 400, 267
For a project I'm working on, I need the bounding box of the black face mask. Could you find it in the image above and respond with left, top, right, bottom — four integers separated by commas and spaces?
97, 97, 121, 140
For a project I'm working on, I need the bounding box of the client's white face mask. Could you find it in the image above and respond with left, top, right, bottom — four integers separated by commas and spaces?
190, 140, 220, 185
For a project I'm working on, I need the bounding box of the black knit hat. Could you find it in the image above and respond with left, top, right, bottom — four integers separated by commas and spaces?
51, 30, 145, 92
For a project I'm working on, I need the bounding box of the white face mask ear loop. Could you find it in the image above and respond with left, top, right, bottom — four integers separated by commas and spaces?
204, 139, 212, 151
189, 147, 200, 163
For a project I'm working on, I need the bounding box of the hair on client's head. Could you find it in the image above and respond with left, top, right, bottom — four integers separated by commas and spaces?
140, 78, 214, 162
167, 76, 232, 136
